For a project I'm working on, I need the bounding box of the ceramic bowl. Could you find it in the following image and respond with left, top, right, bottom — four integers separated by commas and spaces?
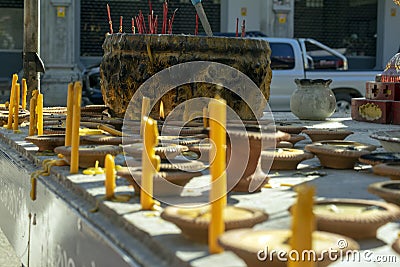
160, 205, 268, 243
368, 181, 400, 206
305, 140, 376, 169
302, 129, 353, 142
359, 152, 400, 166
372, 162, 400, 180
310, 199, 400, 239
370, 130, 400, 152
54, 145, 122, 168
218, 229, 359, 267
261, 148, 314, 170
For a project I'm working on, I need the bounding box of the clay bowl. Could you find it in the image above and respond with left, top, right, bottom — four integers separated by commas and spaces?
158, 135, 202, 146
373, 162, 400, 180
0, 110, 30, 125
368, 181, 400, 206
302, 129, 354, 142
54, 145, 121, 168
287, 134, 306, 146
370, 130, 400, 152
117, 167, 202, 196
160, 126, 208, 137
310, 199, 400, 239
305, 140, 377, 169
80, 117, 123, 130
25, 134, 66, 151
43, 106, 67, 115
359, 152, 400, 166
160, 205, 268, 243
81, 135, 123, 146
25, 134, 93, 151
261, 148, 314, 170
275, 124, 307, 135
81, 105, 108, 115
123, 143, 188, 160
218, 229, 359, 267
393, 237, 400, 255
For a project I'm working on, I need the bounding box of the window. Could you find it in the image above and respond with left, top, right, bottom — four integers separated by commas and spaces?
269, 43, 295, 70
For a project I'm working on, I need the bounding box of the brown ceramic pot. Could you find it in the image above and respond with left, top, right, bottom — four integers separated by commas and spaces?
302, 129, 353, 142
54, 145, 121, 168
311, 199, 400, 239
368, 181, 400, 206
218, 229, 359, 267
305, 140, 376, 169
160, 205, 268, 243
373, 162, 400, 180
261, 148, 314, 170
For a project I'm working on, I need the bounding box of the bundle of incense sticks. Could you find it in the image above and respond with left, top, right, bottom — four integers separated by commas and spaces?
107, 1, 178, 35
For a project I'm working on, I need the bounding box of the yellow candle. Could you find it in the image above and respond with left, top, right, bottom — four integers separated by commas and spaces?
208, 97, 227, 254
36, 93, 43, 135
65, 82, 74, 146
7, 74, 18, 129
98, 124, 124, 136
28, 90, 38, 136
289, 185, 315, 267
21, 78, 27, 110
203, 107, 208, 128
140, 117, 160, 210
140, 96, 150, 137
13, 83, 20, 132
70, 82, 82, 174
105, 154, 116, 199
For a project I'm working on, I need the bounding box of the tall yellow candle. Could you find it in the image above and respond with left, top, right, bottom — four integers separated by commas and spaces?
208, 97, 227, 254
28, 90, 38, 136
140, 96, 150, 137
7, 74, 18, 129
203, 107, 208, 128
140, 117, 160, 210
36, 93, 43, 135
288, 185, 315, 267
70, 82, 82, 174
104, 154, 116, 199
21, 78, 27, 110
65, 83, 74, 146
13, 83, 20, 132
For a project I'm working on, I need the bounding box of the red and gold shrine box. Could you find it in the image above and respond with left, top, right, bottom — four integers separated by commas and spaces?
392, 101, 400, 125
366, 81, 400, 101
351, 98, 392, 124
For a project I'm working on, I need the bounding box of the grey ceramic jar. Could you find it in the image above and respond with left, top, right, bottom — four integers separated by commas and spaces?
290, 79, 336, 120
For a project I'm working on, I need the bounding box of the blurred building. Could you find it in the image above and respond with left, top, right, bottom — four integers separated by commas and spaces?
0, 0, 397, 105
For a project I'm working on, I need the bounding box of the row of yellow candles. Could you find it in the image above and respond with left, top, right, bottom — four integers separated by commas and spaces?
105, 96, 315, 260
6, 74, 28, 132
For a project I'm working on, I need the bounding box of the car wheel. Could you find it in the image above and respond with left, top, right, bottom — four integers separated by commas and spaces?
335, 93, 352, 113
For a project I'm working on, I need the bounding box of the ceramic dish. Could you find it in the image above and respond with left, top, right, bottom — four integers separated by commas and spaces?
161, 205, 268, 243
368, 181, 400, 206
302, 129, 353, 142
261, 148, 314, 170
370, 130, 400, 152
122, 143, 188, 160
309, 199, 400, 239
54, 145, 121, 168
359, 152, 400, 166
305, 140, 376, 169
372, 162, 400, 180
218, 229, 359, 267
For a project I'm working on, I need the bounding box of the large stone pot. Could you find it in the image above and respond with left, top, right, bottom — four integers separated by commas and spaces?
100, 34, 272, 119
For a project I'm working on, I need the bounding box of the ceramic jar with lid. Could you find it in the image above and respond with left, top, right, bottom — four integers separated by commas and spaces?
290, 78, 336, 120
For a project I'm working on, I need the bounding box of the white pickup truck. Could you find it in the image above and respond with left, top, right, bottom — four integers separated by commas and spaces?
262, 37, 381, 112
